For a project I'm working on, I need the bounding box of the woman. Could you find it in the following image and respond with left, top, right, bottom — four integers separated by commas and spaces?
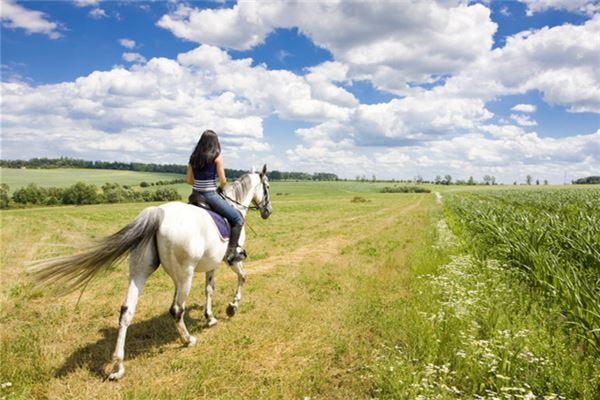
186, 130, 246, 264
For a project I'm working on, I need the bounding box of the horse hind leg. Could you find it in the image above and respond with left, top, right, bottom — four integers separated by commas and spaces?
226, 261, 247, 317
203, 270, 218, 327
108, 242, 159, 381
169, 268, 197, 346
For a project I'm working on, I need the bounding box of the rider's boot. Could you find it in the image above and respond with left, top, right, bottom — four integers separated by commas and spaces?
225, 224, 247, 265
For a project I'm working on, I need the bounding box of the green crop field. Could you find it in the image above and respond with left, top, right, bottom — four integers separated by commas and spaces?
0, 174, 598, 399
0, 168, 183, 193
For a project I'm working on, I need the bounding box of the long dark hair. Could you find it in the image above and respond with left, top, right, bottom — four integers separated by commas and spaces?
189, 130, 221, 168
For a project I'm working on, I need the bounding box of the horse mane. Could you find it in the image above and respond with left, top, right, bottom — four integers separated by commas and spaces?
225, 173, 254, 203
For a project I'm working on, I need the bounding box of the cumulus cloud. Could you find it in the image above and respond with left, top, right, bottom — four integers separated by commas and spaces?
511, 103, 536, 112
441, 15, 600, 113
520, 0, 600, 16
0, 0, 62, 38
89, 7, 107, 19
119, 38, 136, 48
73, 0, 100, 7
158, 1, 497, 94
122, 52, 147, 64
510, 113, 538, 126
282, 126, 599, 182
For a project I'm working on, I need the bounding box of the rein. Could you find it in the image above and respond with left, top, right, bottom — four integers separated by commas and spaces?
219, 178, 270, 212
218, 176, 270, 237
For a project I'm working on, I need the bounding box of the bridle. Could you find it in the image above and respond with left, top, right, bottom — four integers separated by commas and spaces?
219, 174, 271, 213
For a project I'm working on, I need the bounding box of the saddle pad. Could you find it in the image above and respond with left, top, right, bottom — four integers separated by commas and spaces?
207, 209, 230, 241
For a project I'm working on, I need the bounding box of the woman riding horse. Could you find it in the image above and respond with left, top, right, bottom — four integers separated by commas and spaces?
186, 130, 246, 265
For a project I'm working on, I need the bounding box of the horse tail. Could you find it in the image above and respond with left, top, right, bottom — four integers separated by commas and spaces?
29, 206, 164, 295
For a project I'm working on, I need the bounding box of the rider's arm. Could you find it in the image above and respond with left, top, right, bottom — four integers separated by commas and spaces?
186, 164, 194, 185
215, 155, 227, 190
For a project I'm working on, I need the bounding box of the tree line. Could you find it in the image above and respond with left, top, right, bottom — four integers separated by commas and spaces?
572, 176, 600, 184
0, 158, 339, 181
0, 182, 180, 209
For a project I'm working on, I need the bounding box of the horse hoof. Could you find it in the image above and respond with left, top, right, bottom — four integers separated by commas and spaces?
226, 303, 237, 317
206, 317, 218, 328
107, 367, 125, 381
186, 336, 197, 347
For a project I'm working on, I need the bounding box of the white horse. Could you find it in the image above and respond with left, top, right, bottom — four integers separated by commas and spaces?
29, 165, 272, 380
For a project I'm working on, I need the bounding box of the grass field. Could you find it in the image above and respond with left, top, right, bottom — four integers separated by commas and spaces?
1, 172, 598, 399
0, 168, 183, 193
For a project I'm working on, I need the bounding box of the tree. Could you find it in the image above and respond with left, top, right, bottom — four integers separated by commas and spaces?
483, 175, 492, 185
526, 175, 532, 185
443, 175, 452, 185
12, 183, 46, 204
467, 176, 475, 185
435, 175, 442, 184
0, 184, 9, 208
536, 179, 540, 185
544, 179, 549, 185
62, 182, 98, 205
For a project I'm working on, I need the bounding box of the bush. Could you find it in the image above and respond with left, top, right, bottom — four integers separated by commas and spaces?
0, 184, 9, 208
62, 182, 99, 205
380, 186, 431, 193
350, 196, 370, 203
152, 188, 181, 201
13, 183, 47, 204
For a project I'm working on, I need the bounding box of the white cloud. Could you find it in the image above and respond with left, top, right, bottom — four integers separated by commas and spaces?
89, 7, 107, 19
122, 52, 147, 64
441, 15, 600, 113
282, 127, 599, 182
510, 113, 538, 126
73, 0, 100, 7
119, 38, 136, 49
0, 0, 62, 38
511, 103, 536, 113
158, 1, 497, 93
520, 0, 600, 16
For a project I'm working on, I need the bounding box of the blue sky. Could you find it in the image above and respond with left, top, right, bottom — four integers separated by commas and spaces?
1, 0, 599, 183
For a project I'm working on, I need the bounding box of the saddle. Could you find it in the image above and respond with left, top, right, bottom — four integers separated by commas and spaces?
188, 192, 212, 210
188, 192, 230, 241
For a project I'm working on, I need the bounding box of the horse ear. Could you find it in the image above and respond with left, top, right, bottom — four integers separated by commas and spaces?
251, 166, 256, 174
262, 164, 267, 176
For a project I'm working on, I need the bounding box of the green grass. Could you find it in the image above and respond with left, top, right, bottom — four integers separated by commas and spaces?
1, 180, 597, 399
0, 168, 183, 193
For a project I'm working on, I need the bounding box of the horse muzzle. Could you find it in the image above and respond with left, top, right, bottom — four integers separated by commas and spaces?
260, 205, 272, 219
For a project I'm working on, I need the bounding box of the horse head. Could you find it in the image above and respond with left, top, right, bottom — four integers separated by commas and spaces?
253, 164, 272, 219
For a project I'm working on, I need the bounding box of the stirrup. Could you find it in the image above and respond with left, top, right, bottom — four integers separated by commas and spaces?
226, 249, 247, 265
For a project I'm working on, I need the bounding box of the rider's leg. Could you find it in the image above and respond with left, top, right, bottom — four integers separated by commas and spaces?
203, 191, 246, 264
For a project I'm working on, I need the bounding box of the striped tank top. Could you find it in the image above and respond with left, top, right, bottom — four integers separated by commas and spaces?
192, 162, 217, 192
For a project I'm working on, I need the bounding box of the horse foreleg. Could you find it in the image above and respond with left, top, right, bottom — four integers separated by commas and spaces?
204, 271, 218, 327
169, 270, 197, 346
226, 261, 246, 317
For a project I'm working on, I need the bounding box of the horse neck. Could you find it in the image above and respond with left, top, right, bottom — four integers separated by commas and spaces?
224, 174, 258, 218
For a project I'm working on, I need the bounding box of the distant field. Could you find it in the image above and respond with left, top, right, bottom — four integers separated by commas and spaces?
0, 168, 183, 193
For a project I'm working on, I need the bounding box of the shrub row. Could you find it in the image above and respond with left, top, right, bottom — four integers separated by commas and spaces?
380, 185, 431, 193
140, 178, 185, 187
2, 182, 180, 208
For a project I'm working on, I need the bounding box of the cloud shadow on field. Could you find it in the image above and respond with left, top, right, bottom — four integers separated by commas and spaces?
54, 304, 204, 379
